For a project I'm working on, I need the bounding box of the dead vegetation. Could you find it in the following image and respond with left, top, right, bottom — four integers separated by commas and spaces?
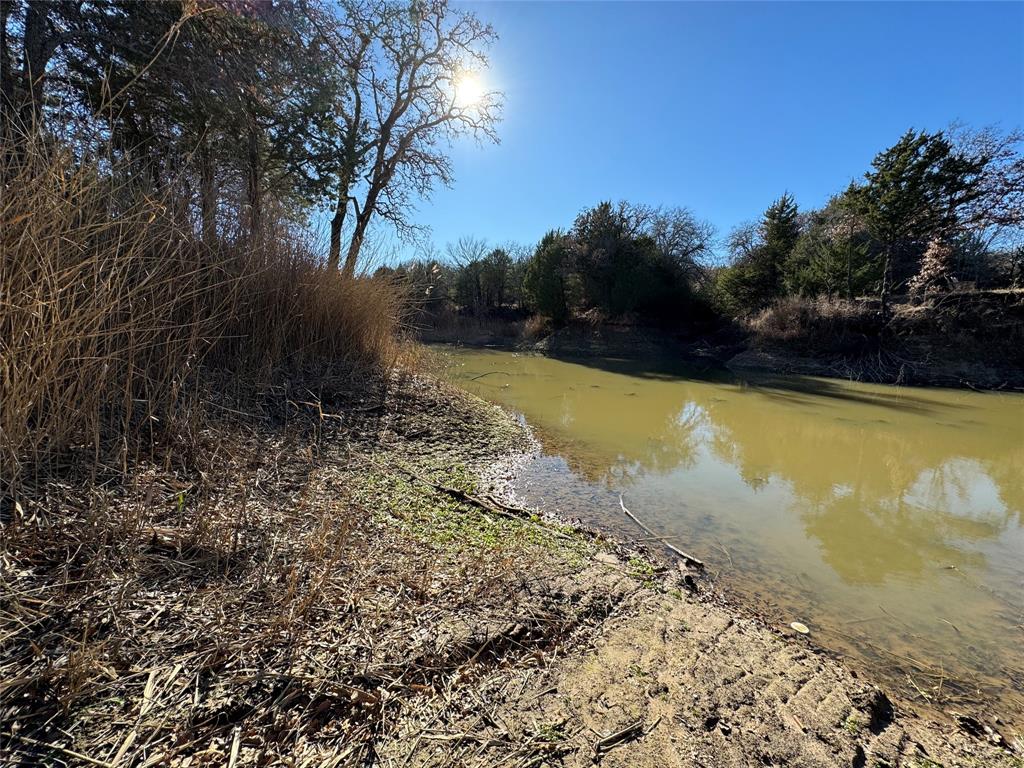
738, 292, 1024, 388
747, 296, 883, 355
2, 139, 1020, 768
0, 372, 603, 766
1, 140, 405, 493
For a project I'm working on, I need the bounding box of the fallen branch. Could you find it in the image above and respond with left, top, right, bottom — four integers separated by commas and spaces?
388, 461, 575, 541
592, 716, 661, 759
390, 462, 529, 518
619, 495, 704, 569
469, 371, 511, 381
3, 732, 113, 767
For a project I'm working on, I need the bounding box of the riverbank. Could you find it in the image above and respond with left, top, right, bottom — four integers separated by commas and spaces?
420, 289, 1024, 391
1, 372, 1020, 766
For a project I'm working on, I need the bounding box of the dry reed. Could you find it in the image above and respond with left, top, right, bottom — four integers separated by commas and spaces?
1, 140, 404, 493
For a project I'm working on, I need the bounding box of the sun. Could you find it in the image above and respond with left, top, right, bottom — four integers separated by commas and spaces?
454, 71, 485, 108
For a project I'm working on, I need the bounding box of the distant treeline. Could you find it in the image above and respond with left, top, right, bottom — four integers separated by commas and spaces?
391, 126, 1023, 327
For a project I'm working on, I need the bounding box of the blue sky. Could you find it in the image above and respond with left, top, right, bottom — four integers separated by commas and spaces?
397, 1, 1024, 261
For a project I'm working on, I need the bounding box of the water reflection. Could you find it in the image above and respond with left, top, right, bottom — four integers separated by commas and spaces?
446, 348, 1024, 719
798, 489, 987, 586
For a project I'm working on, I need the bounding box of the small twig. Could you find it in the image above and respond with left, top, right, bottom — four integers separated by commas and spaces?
592, 718, 649, 759
906, 673, 933, 702
642, 715, 663, 736
3, 732, 114, 767
619, 495, 704, 569
469, 371, 511, 381
714, 537, 734, 568
227, 727, 241, 768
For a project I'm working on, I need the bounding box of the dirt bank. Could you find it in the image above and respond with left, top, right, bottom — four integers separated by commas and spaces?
420, 290, 1024, 392
727, 291, 1024, 391
1, 373, 1019, 766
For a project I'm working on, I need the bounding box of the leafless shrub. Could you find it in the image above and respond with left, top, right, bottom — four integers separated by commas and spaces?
748, 296, 882, 355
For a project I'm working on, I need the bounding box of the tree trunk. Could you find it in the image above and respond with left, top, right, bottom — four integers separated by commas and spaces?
246, 121, 262, 241
20, 1, 54, 131
327, 205, 345, 271
327, 156, 359, 271
343, 210, 370, 277
879, 248, 892, 322
199, 126, 216, 244
343, 185, 379, 277
846, 230, 853, 300
1, 0, 13, 139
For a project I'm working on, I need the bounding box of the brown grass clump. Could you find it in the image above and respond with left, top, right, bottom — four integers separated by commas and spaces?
522, 313, 553, 340
747, 296, 882, 356
1, 141, 404, 493
0, 144, 598, 764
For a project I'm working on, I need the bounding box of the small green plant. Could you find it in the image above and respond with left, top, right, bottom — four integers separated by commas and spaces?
536, 721, 568, 742
627, 556, 658, 587
627, 664, 650, 678
844, 714, 862, 735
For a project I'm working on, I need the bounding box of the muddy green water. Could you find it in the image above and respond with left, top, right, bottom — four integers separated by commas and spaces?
444, 348, 1024, 720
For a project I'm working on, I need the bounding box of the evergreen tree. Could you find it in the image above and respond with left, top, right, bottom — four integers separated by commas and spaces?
523, 231, 572, 323
783, 195, 878, 299
848, 129, 986, 315
757, 192, 801, 298
716, 194, 801, 314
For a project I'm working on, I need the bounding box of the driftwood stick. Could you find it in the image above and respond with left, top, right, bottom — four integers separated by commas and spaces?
619, 494, 704, 569
469, 371, 511, 381
387, 462, 526, 518
592, 716, 662, 758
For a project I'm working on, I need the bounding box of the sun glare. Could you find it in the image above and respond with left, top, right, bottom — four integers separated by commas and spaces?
454, 71, 485, 108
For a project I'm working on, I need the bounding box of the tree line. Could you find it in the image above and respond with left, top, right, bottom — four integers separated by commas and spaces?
1, 0, 500, 275
716, 126, 1024, 320
3, 3, 1020, 324
394, 125, 1022, 327
386, 201, 717, 324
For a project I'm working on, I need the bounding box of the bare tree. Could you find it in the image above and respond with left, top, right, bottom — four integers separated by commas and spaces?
318, 0, 501, 275
445, 234, 488, 265
948, 124, 1024, 248
726, 221, 760, 263
626, 202, 716, 281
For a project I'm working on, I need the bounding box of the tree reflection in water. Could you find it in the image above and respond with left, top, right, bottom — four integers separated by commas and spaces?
447, 348, 1024, 720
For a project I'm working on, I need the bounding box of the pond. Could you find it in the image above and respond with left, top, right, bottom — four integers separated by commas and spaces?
443, 347, 1024, 723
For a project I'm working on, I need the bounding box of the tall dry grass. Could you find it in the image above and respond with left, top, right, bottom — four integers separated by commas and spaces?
1, 141, 404, 491
747, 296, 882, 355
